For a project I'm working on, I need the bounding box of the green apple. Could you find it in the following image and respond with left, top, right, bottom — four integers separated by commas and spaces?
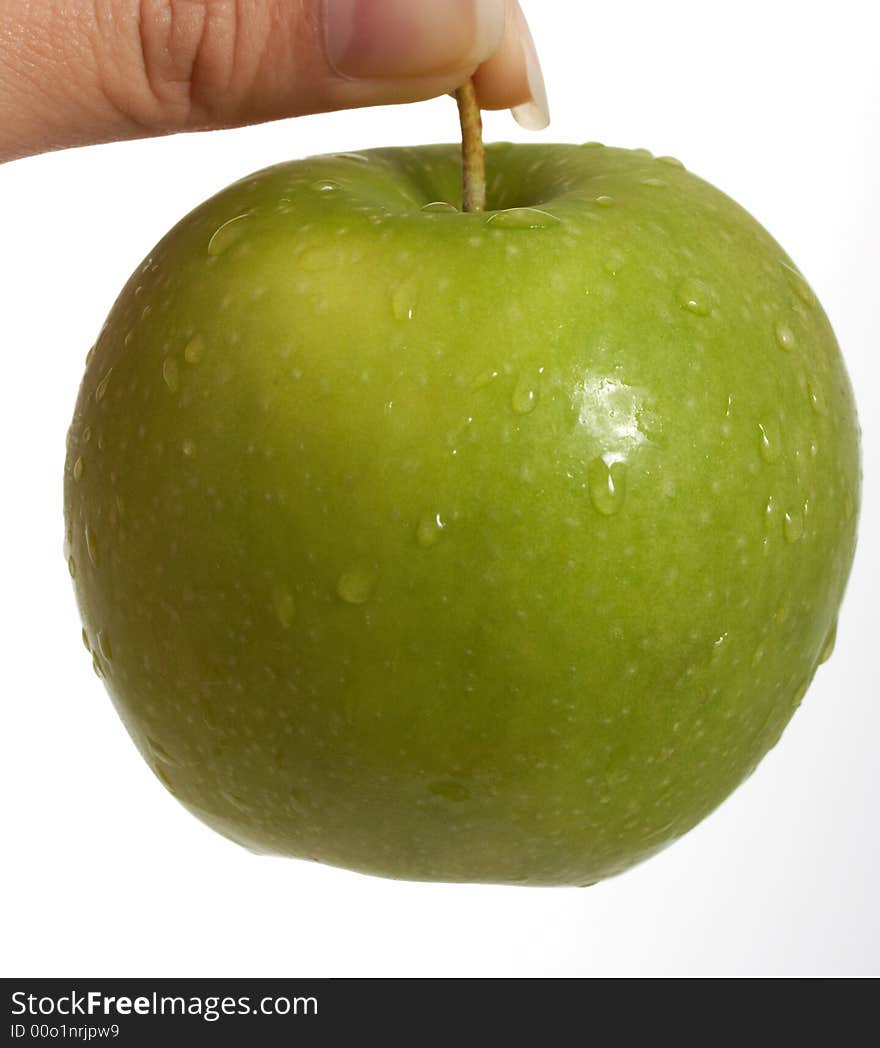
64, 141, 860, 885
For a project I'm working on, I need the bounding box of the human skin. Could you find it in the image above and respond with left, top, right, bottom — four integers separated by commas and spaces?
64, 143, 860, 884
0, 0, 547, 162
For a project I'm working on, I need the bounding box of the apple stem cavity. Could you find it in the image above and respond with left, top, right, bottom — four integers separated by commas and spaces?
455, 79, 486, 213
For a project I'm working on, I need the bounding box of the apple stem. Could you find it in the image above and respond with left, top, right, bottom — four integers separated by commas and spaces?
455, 79, 486, 213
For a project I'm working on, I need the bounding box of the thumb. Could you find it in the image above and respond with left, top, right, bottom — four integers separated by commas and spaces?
0, 0, 548, 163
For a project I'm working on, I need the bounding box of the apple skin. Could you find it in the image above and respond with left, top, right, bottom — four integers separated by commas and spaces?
64, 143, 860, 885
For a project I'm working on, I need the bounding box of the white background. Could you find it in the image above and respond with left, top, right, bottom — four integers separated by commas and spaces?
1, 0, 877, 977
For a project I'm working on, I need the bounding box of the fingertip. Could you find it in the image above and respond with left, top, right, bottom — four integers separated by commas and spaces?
471, 1, 549, 128
510, 4, 549, 129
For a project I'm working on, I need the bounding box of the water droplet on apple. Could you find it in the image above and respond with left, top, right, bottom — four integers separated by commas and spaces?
594, 195, 615, 208
92, 654, 104, 678
147, 737, 179, 768
471, 368, 499, 391
184, 334, 205, 364
182, 438, 196, 457
604, 746, 629, 786
774, 322, 796, 351
818, 620, 838, 665
657, 156, 685, 168
604, 248, 627, 275
299, 245, 345, 271
73, 456, 84, 481
641, 177, 666, 187
511, 371, 541, 415
783, 506, 804, 543
152, 762, 176, 792
587, 457, 627, 516
416, 513, 446, 548
428, 780, 470, 802
791, 679, 810, 710
67, 555, 76, 578
85, 525, 99, 567
97, 630, 113, 662
421, 201, 458, 214
85, 344, 95, 365
807, 378, 827, 415
274, 589, 295, 628
81, 628, 90, 652
485, 207, 560, 229
162, 357, 180, 392
207, 213, 251, 256
391, 280, 418, 321
336, 565, 376, 605
331, 152, 370, 163
310, 179, 340, 192
677, 278, 711, 316
780, 260, 814, 305
764, 495, 777, 529
221, 791, 254, 815
580, 141, 604, 148
95, 369, 113, 402
757, 421, 780, 463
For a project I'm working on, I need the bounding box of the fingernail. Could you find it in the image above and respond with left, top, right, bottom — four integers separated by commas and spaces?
323, 0, 506, 80
511, 10, 550, 131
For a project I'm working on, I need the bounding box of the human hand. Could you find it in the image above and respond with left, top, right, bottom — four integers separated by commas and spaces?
0, 0, 549, 163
